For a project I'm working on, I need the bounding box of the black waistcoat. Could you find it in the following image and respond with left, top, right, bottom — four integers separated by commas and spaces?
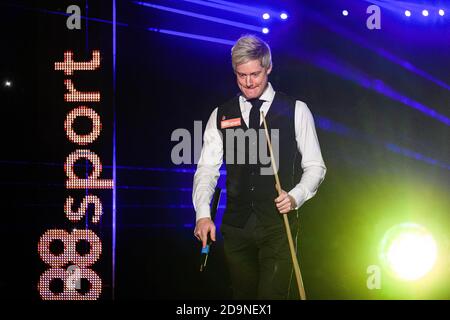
217, 92, 302, 228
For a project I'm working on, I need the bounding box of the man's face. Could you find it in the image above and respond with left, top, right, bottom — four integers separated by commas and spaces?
235, 59, 272, 100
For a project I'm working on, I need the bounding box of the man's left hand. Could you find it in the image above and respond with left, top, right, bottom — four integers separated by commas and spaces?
275, 190, 297, 214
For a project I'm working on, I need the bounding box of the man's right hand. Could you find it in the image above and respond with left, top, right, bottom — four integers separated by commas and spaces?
194, 217, 216, 249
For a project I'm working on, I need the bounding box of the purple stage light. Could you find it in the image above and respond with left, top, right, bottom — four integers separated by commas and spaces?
439, 9, 445, 16
262, 13, 270, 20
150, 28, 235, 45
280, 13, 288, 20
302, 52, 450, 126
135, 1, 262, 32
342, 10, 349, 16
262, 27, 269, 34
404, 10, 411, 17
422, 9, 429, 16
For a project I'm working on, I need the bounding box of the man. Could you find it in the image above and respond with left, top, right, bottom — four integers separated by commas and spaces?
193, 35, 326, 299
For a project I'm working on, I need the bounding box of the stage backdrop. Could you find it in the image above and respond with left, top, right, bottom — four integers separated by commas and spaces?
0, 0, 449, 300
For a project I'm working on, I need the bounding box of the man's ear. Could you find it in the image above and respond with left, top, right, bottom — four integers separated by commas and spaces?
266, 64, 272, 75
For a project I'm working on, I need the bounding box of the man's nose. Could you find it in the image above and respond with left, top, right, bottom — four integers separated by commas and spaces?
245, 76, 252, 87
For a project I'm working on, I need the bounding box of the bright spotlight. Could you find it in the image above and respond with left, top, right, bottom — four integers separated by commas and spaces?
438, 9, 445, 16
262, 27, 269, 34
379, 223, 438, 281
262, 13, 270, 20
4, 80, 12, 87
404, 10, 411, 17
342, 10, 349, 16
422, 9, 429, 16
280, 13, 288, 20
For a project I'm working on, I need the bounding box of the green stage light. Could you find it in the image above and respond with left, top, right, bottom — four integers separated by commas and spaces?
379, 223, 437, 281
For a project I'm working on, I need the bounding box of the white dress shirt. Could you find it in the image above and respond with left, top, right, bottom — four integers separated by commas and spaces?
193, 83, 326, 222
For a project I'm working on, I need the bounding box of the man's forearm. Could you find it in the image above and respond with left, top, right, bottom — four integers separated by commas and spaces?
193, 164, 220, 221
288, 163, 326, 209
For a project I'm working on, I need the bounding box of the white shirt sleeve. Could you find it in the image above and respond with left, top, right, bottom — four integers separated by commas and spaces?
192, 108, 223, 222
288, 101, 327, 209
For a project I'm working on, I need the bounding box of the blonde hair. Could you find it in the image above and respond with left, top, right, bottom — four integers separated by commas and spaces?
231, 34, 272, 71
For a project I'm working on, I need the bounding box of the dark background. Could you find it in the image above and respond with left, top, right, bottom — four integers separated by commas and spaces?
0, 0, 449, 300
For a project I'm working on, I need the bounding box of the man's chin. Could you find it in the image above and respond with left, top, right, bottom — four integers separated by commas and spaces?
243, 90, 259, 99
